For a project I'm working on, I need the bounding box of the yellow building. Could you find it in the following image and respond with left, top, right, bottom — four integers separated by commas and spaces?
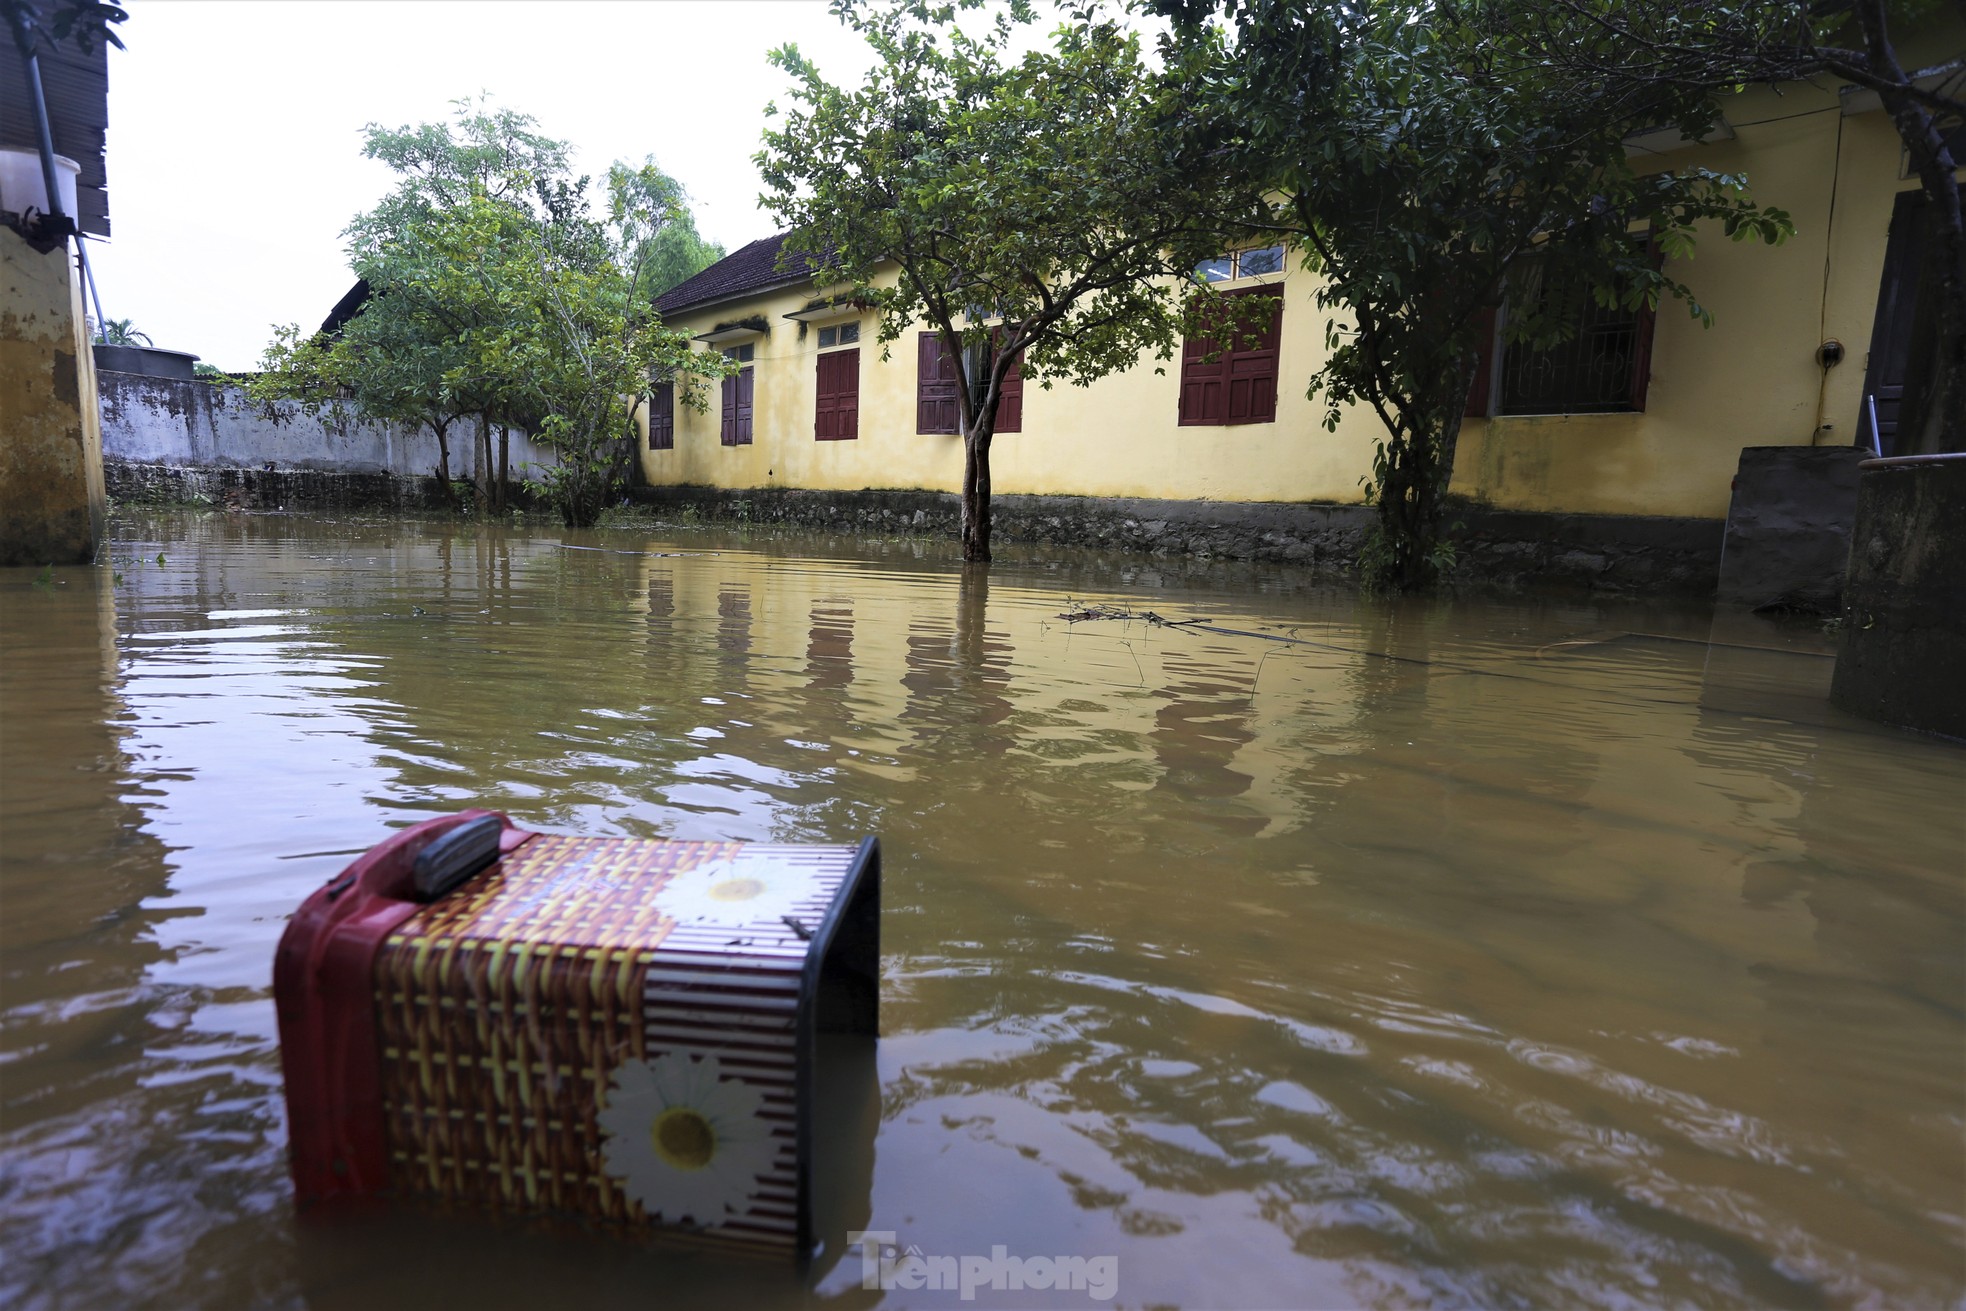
640, 56, 1963, 576
1, 25, 111, 566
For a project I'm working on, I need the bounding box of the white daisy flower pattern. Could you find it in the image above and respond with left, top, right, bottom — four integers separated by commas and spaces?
653, 850, 823, 928
596, 1053, 778, 1225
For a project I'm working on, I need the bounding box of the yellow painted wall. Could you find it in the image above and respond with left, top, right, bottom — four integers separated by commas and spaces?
643, 80, 1962, 524
1455, 79, 1955, 518
644, 261, 1377, 507
1, 224, 105, 565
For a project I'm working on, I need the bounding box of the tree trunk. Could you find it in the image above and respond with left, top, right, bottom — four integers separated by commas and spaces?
498, 421, 511, 510
476, 413, 493, 512
429, 415, 458, 510
960, 425, 993, 563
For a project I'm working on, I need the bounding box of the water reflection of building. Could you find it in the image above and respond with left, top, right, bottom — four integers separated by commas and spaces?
0, 569, 192, 1305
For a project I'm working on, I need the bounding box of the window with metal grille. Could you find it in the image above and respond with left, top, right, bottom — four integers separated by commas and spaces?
817, 322, 861, 348
1475, 246, 1659, 417
1498, 296, 1649, 415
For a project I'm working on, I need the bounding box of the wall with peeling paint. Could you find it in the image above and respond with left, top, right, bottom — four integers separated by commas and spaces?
0, 224, 104, 566
98, 373, 557, 481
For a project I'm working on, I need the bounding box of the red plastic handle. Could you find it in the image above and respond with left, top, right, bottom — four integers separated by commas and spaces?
274, 810, 534, 1208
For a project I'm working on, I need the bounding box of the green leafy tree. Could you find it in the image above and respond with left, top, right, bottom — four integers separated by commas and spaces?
344, 99, 588, 511
421, 171, 712, 527
251, 298, 479, 509
758, 0, 1240, 562
1163, 0, 1795, 590
611, 156, 726, 298
256, 100, 719, 525
1525, 0, 1965, 456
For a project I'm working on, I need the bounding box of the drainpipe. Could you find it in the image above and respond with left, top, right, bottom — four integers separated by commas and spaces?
9, 12, 108, 334
76, 233, 107, 332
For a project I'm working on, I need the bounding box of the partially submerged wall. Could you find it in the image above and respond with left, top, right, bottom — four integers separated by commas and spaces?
629, 485, 1722, 593
0, 224, 105, 565
98, 372, 556, 507
105, 462, 441, 512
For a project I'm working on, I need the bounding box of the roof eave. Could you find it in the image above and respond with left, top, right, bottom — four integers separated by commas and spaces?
657, 272, 815, 321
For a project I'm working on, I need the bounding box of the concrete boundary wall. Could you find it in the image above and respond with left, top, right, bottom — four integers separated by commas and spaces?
630, 485, 1723, 594
98, 371, 554, 480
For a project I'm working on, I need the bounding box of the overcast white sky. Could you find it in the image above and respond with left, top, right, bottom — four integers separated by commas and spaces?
87, 2, 883, 370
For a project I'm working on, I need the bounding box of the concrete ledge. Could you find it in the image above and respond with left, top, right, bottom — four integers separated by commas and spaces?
628, 485, 1723, 594
1715, 445, 1868, 614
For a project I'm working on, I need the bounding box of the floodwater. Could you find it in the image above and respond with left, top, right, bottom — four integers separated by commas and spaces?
2, 511, 1961, 1311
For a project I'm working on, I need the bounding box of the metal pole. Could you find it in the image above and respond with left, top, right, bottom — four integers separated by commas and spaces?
76, 233, 108, 337
10, 26, 69, 230
12, 18, 109, 339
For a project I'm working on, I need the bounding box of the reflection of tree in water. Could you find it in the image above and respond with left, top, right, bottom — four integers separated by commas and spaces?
645, 571, 673, 621
901, 567, 1013, 758
716, 581, 752, 665
1146, 644, 1264, 840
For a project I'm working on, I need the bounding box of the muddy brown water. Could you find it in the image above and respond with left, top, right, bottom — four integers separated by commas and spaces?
2, 512, 1961, 1310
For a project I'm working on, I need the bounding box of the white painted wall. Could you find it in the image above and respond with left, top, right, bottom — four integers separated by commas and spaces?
98, 371, 557, 479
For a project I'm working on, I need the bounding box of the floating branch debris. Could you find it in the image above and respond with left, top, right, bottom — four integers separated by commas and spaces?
1057, 603, 1187, 627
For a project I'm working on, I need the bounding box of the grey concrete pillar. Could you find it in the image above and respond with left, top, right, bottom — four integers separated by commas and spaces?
1831, 454, 1966, 738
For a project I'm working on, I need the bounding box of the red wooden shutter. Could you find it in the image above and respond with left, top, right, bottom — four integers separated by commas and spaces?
736, 366, 754, 442
1464, 306, 1496, 418
1225, 290, 1282, 424
722, 366, 754, 445
1628, 301, 1657, 413
993, 331, 1024, 433
816, 349, 860, 441
838, 347, 859, 440
815, 353, 834, 441
1184, 288, 1280, 426
648, 382, 675, 450
917, 332, 960, 433
1179, 310, 1230, 426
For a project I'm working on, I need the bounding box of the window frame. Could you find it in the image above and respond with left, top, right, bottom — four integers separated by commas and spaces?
1194, 244, 1288, 285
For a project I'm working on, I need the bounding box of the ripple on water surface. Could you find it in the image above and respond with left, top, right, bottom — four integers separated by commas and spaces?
1, 513, 1961, 1310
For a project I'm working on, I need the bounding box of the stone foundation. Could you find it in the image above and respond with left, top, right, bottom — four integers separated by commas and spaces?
106, 461, 447, 513
627, 486, 1723, 593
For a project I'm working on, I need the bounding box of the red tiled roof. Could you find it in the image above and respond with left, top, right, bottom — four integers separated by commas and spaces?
655, 232, 829, 317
